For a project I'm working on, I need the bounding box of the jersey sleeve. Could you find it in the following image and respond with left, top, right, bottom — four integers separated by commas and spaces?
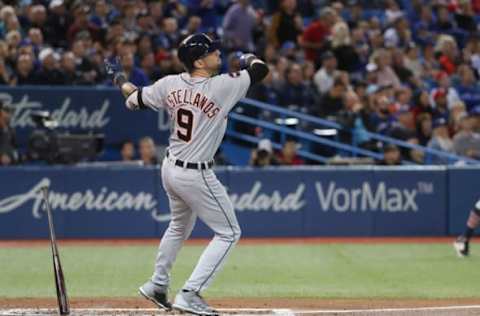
137, 77, 168, 110
214, 70, 251, 112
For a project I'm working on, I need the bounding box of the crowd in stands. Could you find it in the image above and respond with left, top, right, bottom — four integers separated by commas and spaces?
1, 0, 480, 166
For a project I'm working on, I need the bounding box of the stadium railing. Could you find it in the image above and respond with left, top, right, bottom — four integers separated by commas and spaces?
227, 98, 480, 165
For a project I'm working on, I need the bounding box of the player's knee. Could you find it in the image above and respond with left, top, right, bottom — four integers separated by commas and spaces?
217, 225, 241, 243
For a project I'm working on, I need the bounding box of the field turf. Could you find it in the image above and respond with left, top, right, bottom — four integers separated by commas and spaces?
0, 242, 479, 299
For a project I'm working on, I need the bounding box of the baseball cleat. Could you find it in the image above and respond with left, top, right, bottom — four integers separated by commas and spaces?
453, 236, 470, 257
139, 280, 172, 310
172, 290, 219, 316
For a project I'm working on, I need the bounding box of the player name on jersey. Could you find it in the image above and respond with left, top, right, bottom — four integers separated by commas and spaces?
166, 89, 220, 118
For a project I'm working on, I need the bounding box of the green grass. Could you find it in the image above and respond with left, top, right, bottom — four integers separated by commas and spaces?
0, 243, 479, 298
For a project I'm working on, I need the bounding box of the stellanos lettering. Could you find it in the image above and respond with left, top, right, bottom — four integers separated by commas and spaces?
316, 181, 420, 212
0, 178, 170, 222
229, 181, 305, 212
0, 93, 110, 129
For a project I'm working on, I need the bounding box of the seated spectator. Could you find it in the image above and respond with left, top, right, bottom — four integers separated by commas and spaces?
276, 139, 304, 165
455, 64, 480, 111
60, 51, 81, 85
453, 0, 477, 32
140, 52, 163, 82
120, 51, 149, 86
411, 90, 433, 121
138, 137, 158, 165
427, 118, 454, 164
406, 137, 425, 164
279, 63, 315, 111
14, 54, 38, 85
416, 113, 433, 146
453, 115, 480, 158
315, 78, 346, 118
120, 140, 135, 162
431, 88, 450, 121
388, 109, 416, 141
384, 16, 411, 49
377, 144, 401, 165
435, 35, 459, 75
250, 139, 279, 167
432, 71, 461, 110
313, 51, 338, 95
36, 48, 65, 85
44, 0, 69, 49
372, 49, 401, 89
247, 65, 280, 105
0, 101, 17, 166
434, 5, 455, 33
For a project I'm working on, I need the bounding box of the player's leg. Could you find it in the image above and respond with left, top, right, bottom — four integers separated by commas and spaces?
140, 161, 197, 309
454, 199, 480, 257
172, 169, 240, 315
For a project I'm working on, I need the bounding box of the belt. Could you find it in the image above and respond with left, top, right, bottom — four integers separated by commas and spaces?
166, 151, 214, 170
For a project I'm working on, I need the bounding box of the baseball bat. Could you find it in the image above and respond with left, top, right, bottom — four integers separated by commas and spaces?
41, 186, 70, 316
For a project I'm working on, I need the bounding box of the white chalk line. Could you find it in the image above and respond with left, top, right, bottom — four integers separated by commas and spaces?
3, 305, 480, 315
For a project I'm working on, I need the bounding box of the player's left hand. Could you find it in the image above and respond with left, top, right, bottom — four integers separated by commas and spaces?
104, 57, 122, 77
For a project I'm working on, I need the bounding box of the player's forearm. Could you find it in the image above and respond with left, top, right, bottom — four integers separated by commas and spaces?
246, 59, 269, 85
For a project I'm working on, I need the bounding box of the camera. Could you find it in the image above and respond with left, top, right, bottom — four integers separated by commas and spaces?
28, 111, 104, 164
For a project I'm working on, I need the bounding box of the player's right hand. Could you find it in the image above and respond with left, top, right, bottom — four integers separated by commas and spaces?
239, 53, 257, 69
104, 57, 122, 77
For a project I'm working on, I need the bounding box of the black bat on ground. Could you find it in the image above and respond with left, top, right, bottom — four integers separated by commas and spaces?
41, 186, 70, 316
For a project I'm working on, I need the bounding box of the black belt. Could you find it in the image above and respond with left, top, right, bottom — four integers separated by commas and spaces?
166, 151, 214, 170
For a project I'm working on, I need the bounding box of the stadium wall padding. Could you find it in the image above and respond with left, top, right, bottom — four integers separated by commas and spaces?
0, 165, 475, 239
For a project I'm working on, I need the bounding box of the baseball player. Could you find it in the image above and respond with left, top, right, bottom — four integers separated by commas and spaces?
454, 199, 480, 257
106, 33, 269, 315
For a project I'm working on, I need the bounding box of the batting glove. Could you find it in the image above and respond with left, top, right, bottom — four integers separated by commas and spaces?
104, 57, 127, 86
239, 53, 257, 69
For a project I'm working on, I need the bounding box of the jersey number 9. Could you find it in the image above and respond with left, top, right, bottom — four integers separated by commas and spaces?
177, 108, 193, 142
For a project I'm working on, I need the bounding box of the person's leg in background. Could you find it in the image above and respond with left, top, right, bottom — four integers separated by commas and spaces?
454, 199, 480, 257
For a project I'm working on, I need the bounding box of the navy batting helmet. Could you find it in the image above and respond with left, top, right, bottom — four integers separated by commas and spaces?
177, 33, 221, 71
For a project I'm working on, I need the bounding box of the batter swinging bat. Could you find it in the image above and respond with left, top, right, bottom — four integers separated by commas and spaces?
41, 186, 70, 316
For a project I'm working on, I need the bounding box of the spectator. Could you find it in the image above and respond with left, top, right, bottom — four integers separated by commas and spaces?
222, 0, 257, 52
0, 58, 13, 85
138, 137, 158, 165
0, 101, 17, 166
455, 64, 480, 111
313, 51, 338, 95
60, 51, 81, 85
267, 0, 303, 48
299, 7, 336, 63
416, 113, 433, 146
247, 64, 280, 105
373, 49, 401, 89
36, 48, 64, 85
435, 35, 459, 75
279, 63, 315, 111
316, 78, 346, 117
377, 144, 402, 165
71, 39, 98, 85
453, 115, 480, 158
276, 139, 304, 165
427, 118, 454, 164
330, 21, 360, 73
388, 109, 416, 141
384, 16, 411, 49
44, 0, 70, 49
119, 51, 149, 86
432, 71, 461, 110
431, 88, 450, 121
453, 0, 477, 32
250, 139, 279, 167
13, 54, 38, 85
140, 52, 163, 82
434, 5, 455, 33
120, 140, 135, 162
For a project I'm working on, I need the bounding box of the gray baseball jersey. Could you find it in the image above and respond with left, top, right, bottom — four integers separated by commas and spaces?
128, 71, 250, 162
128, 70, 251, 295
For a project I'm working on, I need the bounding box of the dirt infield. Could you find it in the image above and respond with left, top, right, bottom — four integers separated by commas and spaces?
2, 298, 480, 315
0, 237, 464, 248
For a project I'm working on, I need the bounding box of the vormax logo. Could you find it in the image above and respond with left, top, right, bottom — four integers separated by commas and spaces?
316, 181, 421, 212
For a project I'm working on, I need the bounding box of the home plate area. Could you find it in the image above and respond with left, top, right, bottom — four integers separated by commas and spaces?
3, 306, 480, 316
